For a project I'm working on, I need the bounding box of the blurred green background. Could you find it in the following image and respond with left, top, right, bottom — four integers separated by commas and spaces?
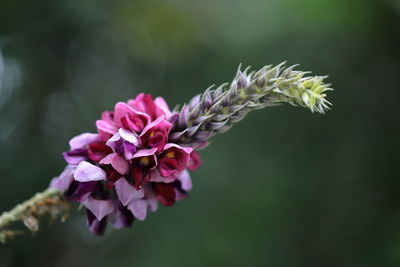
0, 0, 399, 266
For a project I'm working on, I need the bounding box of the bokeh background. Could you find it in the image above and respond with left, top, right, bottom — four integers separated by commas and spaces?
0, 0, 399, 266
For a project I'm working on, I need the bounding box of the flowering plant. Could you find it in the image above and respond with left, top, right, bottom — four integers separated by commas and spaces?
52, 93, 200, 234
0, 63, 332, 241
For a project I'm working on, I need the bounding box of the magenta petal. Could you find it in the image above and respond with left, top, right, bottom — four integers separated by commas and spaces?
127, 200, 148, 221
74, 161, 106, 182
177, 170, 192, 191
69, 133, 100, 150
114, 102, 139, 128
50, 166, 76, 192
100, 153, 129, 175
83, 197, 115, 221
114, 177, 144, 206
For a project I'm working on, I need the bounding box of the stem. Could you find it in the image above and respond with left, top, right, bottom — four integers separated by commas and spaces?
0, 188, 62, 230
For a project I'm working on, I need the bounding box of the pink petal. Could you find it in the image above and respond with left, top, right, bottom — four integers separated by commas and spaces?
114, 177, 145, 206
149, 170, 176, 183
132, 148, 158, 158
140, 116, 172, 138
100, 153, 129, 174
74, 161, 106, 182
188, 150, 202, 171
101, 111, 114, 124
96, 120, 118, 138
114, 102, 132, 128
83, 197, 115, 221
127, 200, 148, 221
69, 133, 100, 150
161, 143, 192, 173
163, 143, 193, 154
154, 97, 172, 118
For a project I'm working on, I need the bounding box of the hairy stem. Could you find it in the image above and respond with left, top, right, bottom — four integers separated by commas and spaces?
0, 188, 66, 243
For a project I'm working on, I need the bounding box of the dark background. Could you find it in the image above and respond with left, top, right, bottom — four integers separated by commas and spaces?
0, 0, 399, 266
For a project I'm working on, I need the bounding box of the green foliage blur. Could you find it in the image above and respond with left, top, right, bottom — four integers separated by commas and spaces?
0, 0, 399, 266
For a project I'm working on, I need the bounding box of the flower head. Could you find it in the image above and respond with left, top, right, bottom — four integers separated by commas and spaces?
50, 93, 201, 235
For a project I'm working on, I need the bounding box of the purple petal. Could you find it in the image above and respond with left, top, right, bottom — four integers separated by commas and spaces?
148, 198, 158, 212
66, 181, 100, 202
83, 197, 115, 221
109, 203, 134, 229
63, 148, 88, 165
174, 187, 188, 201
196, 141, 209, 150
49, 166, 76, 192
127, 200, 148, 221
106, 132, 123, 153
114, 177, 144, 206
74, 161, 106, 182
119, 128, 140, 146
177, 170, 192, 191
87, 210, 107, 235
69, 133, 99, 150
106, 132, 138, 160
144, 185, 159, 212
123, 142, 137, 160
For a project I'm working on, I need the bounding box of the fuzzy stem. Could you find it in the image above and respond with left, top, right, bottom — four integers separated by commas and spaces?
0, 188, 61, 229
0, 188, 64, 242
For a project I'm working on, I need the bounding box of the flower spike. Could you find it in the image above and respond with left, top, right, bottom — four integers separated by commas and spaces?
0, 63, 332, 242
170, 63, 332, 148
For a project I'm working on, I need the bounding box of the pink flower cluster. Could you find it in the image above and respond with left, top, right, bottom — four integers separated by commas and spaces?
50, 94, 201, 235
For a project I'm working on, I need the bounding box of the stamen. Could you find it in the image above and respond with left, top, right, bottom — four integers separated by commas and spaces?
139, 157, 150, 166
165, 151, 175, 158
